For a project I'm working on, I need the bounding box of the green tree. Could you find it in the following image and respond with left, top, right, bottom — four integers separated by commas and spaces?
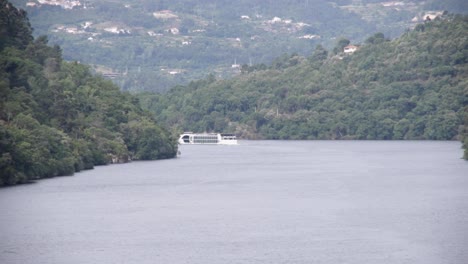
333, 38, 350, 54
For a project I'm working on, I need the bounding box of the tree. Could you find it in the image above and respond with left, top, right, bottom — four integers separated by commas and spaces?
365, 32, 386, 45
309, 44, 328, 64
0, 0, 33, 50
333, 37, 350, 54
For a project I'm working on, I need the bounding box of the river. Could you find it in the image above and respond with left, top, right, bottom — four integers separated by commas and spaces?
1, 141, 467, 264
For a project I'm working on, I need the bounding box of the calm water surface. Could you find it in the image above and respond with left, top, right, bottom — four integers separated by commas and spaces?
1, 141, 467, 264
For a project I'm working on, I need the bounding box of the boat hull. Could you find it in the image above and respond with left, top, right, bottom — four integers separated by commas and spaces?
178, 133, 238, 145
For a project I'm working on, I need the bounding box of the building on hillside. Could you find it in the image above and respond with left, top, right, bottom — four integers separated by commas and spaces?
411, 11, 444, 22
298, 34, 320, 40
270, 17, 282, 23
423, 11, 444, 21
343, 45, 359, 54
169, 28, 179, 35
153, 10, 178, 19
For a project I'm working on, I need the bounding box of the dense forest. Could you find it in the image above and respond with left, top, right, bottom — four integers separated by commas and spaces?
140, 14, 468, 157
0, 0, 178, 186
464, 105, 468, 159
10, 0, 467, 92
464, 82, 468, 159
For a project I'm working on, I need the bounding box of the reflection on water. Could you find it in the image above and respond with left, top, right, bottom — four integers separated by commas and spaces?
1, 141, 467, 264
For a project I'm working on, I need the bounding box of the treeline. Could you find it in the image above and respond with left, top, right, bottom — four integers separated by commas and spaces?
141, 14, 468, 156
464, 105, 468, 159
0, 0, 178, 186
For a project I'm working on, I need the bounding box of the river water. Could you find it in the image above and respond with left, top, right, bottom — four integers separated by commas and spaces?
1, 141, 467, 264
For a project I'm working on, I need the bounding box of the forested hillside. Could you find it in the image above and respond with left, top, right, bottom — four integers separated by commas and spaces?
142, 14, 468, 156
0, 0, 177, 186
10, 0, 466, 92
464, 105, 468, 159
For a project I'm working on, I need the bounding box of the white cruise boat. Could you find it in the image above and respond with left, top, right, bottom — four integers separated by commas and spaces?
178, 132, 238, 145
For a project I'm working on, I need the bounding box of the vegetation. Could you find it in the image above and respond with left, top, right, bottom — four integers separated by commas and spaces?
10, 0, 466, 92
0, 0, 178, 186
464, 87, 468, 159
141, 14, 467, 158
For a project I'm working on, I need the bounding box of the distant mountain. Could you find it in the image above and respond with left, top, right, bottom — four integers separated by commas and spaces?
140, 14, 467, 155
10, 0, 466, 92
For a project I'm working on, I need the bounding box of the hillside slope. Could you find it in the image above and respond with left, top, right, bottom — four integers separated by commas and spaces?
0, 0, 178, 186
143, 14, 467, 151
10, 0, 466, 92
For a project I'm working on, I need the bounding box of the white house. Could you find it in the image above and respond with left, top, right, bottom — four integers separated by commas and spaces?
169, 28, 179, 35
343, 45, 358, 53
